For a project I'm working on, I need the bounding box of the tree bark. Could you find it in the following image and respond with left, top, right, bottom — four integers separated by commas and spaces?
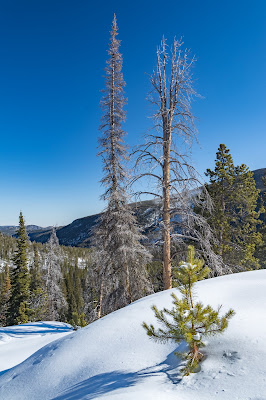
162, 127, 172, 289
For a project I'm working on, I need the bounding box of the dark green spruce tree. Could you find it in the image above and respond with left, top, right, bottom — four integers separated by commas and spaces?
204, 144, 262, 270
205, 143, 235, 261
8, 212, 31, 325
0, 265, 11, 326
64, 260, 86, 327
143, 246, 235, 376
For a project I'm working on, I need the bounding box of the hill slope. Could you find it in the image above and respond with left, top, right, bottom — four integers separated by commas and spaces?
0, 270, 265, 399
0, 168, 265, 247
0, 322, 73, 374
252, 167, 266, 192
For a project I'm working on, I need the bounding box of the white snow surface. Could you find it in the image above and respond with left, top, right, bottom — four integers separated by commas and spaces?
0, 270, 266, 399
0, 322, 73, 374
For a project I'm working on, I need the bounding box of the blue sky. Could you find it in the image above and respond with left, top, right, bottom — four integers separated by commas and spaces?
0, 0, 265, 226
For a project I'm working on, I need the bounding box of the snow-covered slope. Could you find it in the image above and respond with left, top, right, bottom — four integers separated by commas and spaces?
0, 322, 73, 374
0, 270, 265, 399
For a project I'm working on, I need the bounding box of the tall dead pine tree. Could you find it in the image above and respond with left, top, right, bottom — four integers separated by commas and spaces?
134, 38, 221, 289
94, 15, 151, 318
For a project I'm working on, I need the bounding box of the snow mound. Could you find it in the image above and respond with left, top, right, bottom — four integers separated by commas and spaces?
0, 322, 73, 374
0, 270, 266, 399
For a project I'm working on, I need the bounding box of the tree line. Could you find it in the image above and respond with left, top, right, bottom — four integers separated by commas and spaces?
0, 219, 96, 327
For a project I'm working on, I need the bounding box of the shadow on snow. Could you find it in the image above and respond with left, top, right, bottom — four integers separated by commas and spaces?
53, 343, 186, 400
0, 322, 72, 337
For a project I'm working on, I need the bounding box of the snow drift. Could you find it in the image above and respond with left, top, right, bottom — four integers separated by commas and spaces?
0, 322, 73, 374
0, 270, 265, 399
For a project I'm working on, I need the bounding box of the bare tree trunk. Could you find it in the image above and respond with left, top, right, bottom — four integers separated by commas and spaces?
161, 43, 172, 290
219, 195, 225, 258
132, 38, 226, 277
163, 125, 172, 289
133, 38, 202, 286
125, 263, 133, 303
97, 280, 103, 319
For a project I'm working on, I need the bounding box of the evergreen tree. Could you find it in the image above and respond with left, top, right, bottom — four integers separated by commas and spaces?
43, 227, 67, 320
205, 143, 235, 260
0, 231, 95, 323
30, 243, 42, 291
70, 311, 87, 329
0, 233, 17, 262
94, 15, 152, 317
143, 246, 235, 376
8, 212, 31, 325
64, 260, 86, 326
29, 242, 48, 321
255, 174, 266, 268
0, 265, 11, 326
205, 144, 262, 269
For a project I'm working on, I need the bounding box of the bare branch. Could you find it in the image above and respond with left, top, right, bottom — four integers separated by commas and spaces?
130, 36, 227, 285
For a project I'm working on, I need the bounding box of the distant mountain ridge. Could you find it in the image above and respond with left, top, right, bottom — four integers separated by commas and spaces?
252, 168, 266, 192
29, 198, 161, 247
0, 199, 160, 248
1, 168, 265, 248
0, 225, 51, 236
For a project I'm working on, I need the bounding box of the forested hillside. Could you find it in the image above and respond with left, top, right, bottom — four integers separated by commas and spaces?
0, 230, 98, 327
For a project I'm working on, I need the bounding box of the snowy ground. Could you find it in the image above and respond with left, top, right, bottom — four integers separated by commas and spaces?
0, 270, 265, 399
0, 322, 73, 374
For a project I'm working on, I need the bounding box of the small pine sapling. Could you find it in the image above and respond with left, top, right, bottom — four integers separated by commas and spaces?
143, 246, 235, 376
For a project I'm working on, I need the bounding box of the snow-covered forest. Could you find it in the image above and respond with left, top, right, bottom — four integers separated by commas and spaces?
0, 7, 265, 400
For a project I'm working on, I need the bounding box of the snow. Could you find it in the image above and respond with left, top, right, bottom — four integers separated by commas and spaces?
0, 270, 266, 399
193, 332, 201, 341
0, 322, 73, 374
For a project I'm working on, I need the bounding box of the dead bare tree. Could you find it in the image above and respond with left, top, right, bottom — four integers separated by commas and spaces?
93, 15, 152, 317
133, 37, 225, 289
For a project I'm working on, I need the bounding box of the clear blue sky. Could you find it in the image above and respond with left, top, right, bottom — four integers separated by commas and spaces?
0, 0, 265, 226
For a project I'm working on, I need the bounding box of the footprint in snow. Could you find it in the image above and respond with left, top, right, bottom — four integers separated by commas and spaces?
222, 350, 241, 363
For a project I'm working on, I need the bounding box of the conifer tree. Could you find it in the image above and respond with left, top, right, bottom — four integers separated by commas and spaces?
143, 246, 235, 376
0, 265, 11, 326
8, 212, 31, 325
255, 174, 266, 268
29, 243, 48, 321
30, 243, 42, 291
43, 228, 66, 320
70, 311, 87, 329
94, 15, 152, 317
205, 144, 234, 258
64, 260, 86, 326
205, 144, 262, 269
